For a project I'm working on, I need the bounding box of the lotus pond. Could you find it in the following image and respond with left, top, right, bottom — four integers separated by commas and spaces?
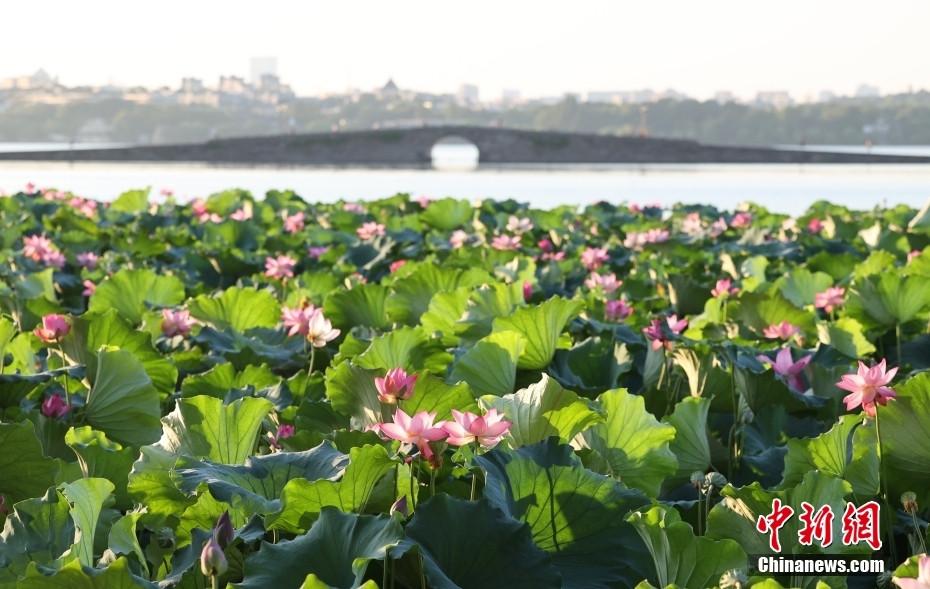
2, 187, 930, 589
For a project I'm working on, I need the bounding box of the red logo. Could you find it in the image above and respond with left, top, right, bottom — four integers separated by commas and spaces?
756, 500, 881, 552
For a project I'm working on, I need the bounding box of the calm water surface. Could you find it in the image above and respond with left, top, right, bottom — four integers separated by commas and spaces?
0, 143, 928, 216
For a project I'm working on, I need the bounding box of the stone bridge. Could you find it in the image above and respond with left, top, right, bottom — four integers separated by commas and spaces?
0, 126, 927, 166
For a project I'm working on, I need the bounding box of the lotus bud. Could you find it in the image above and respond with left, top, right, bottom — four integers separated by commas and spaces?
390, 496, 408, 519
690, 471, 705, 490
156, 527, 176, 550
200, 537, 228, 578
901, 491, 919, 515
214, 510, 234, 549
719, 569, 748, 589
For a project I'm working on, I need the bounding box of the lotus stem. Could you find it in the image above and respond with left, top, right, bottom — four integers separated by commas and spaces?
212, 574, 220, 589
410, 459, 417, 509
911, 511, 928, 555
470, 441, 479, 501
896, 322, 903, 369
308, 346, 316, 378
383, 556, 389, 589
58, 344, 71, 407
874, 412, 897, 565
696, 488, 703, 536
429, 469, 436, 497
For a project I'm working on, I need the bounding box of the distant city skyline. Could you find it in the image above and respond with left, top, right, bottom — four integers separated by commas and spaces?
1, 0, 928, 101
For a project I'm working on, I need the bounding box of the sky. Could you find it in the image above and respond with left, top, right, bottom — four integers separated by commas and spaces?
3, 0, 928, 101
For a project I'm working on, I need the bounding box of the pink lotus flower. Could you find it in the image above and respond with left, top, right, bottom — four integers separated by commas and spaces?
269, 424, 295, 449
200, 537, 228, 579
666, 314, 688, 334
580, 247, 609, 270
76, 200, 98, 218
343, 202, 366, 214
160, 188, 174, 197
378, 409, 448, 458
538, 237, 553, 252
390, 260, 408, 273
23, 235, 54, 261
34, 314, 70, 343
25, 182, 36, 194
681, 213, 703, 235
623, 232, 647, 250
836, 359, 898, 418
605, 300, 633, 322
642, 319, 667, 350
763, 321, 800, 340
264, 255, 297, 279
894, 554, 930, 589
283, 212, 305, 233
281, 305, 316, 337
711, 278, 739, 298
307, 310, 340, 347
629, 203, 643, 213
781, 218, 798, 231
585, 272, 621, 294
731, 212, 752, 228
757, 348, 811, 393
814, 286, 845, 313
441, 409, 512, 448
307, 246, 330, 259
491, 234, 521, 250
162, 308, 195, 338
645, 228, 670, 243
709, 217, 728, 237
230, 208, 252, 221
523, 281, 533, 301
41, 393, 71, 419
807, 218, 823, 233
375, 367, 418, 404
42, 250, 66, 269
76, 252, 99, 270
417, 195, 432, 208
506, 216, 533, 234
908, 250, 922, 263
82, 280, 96, 296
192, 199, 208, 217
542, 251, 566, 261
357, 222, 386, 240
449, 230, 468, 249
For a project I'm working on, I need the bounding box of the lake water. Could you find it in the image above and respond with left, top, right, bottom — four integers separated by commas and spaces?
0, 143, 929, 216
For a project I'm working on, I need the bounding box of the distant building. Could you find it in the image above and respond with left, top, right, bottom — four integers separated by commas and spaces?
501, 89, 521, 103
0, 68, 58, 90
457, 84, 479, 104
714, 91, 737, 105
754, 91, 793, 109
379, 79, 399, 96
819, 90, 837, 103
855, 84, 880, 98
587, 91, 618, 104
250, 57, 277, 87
181, 78, 204, 93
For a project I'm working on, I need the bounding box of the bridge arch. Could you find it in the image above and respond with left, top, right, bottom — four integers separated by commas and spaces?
430, 135, 480, 170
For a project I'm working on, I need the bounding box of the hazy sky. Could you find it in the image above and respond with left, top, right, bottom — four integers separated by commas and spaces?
3, 0, 927, 101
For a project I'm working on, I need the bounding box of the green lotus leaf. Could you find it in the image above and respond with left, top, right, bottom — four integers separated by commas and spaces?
188, 286, 281, 332
738, 291, 816, 337
60, 309, 178, 395
65, 427, 136, 511
354, 326, 452, 374
109, 188, 150, 213
386, 264, 490, 325
400, 373, 478, 422
628, 506, 746, 589
476, 438, 653, 588
549, 336, 632, 396
0, 421, 59, 505
395, 495, 562, 589
88, 269, 185, 324
450, 331, 526, 397
84, 349, 161, 448
491, 296, 584, 369
236, 508, 404, 589
59, 477, 115, 567
458, 282, 525, 342
582, 388, 678, 497
180, 362, 279, 399
878, 372, 930, 507
324, 362, 382, 429
668, 274, 711, 316
18, 555, 156, 588
323, 284, 391, 330
480, 374, 604, 448
777, 268, 834, 308
171, 442, 349, 518
734, 366, 832, 418
419, 287, 471, 346
420, 197, 473, 231
663, 397, 713, 481
106, 512, 148, 576
0, 487, 74, 575
266, 445, 394, 534
193, 326, 304, 372
816, 317, 876, 359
